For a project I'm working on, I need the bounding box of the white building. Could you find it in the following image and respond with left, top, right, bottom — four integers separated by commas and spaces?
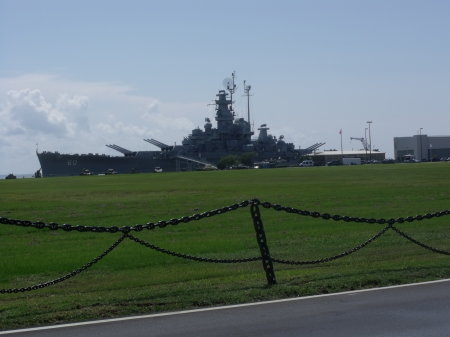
394, 135, 450, 161
311, 150, 385, 165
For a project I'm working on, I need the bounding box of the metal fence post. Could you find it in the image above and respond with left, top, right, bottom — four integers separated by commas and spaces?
250, 201, 277, 285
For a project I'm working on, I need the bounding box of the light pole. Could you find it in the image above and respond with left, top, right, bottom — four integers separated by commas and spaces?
364, 127, 368, 161
367, 121, 372, 161
419, 128, 423, 161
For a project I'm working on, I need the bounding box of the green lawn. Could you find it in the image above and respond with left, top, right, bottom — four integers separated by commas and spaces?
1, 163, 449, 330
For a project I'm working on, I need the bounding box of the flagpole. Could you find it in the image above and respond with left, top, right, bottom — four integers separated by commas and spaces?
340, 129, 343, 155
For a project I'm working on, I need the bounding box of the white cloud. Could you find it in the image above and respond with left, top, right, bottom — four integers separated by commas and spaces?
146, 100, 160, 113
5, 89, 71, 137
142, 108, 195, 132
56, 94, 89, 112
0, 73, 205, 174
96, 121, 149, 137
56, 94, 90, 132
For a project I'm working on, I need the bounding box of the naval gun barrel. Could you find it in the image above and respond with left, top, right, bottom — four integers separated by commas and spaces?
106, 144, 133, 154
300, 142, 326, 155
144, 139, 173, 151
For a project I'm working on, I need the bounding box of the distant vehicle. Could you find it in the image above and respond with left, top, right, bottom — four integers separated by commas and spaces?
254, 161, 273, 169
196, 164, 218, 171
80, 169, 93, 176
326, 160, 342, 166
33, 169, 42, 178
230, 165, 250, 169
299, 160, 314, 167
401, 154, 419, 163
154, 167, 163, 173
5, 173, 17, 179
382, 159, 395, 164
403, 158, 419, 163
105, 168, 117, 175
342, 158, 361, 165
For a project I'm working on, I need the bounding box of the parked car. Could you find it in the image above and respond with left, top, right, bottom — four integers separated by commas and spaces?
326, 160, 342, 166
80, 169, 93, 175
154, 167, 163, 173
196, 164, 218, 171
299, 160, 314, 167
230, 165, 250, 169
105, 168, 118, 175
402, 155, 418, 163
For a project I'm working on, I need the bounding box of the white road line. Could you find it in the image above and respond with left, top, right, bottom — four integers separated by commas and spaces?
1, 278, 449, 335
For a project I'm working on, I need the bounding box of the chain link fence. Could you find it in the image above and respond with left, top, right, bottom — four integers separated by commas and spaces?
1, 199, 449, 291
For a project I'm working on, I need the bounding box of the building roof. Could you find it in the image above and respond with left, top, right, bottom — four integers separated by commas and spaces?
312, 150, 385, 156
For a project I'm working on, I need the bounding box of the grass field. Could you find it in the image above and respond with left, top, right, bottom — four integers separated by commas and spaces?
1, 163, 449, 330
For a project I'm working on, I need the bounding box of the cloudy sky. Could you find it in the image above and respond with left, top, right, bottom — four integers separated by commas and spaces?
1, 0, 450, 174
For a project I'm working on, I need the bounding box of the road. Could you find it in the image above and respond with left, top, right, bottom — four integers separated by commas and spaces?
2, 279, 449, 337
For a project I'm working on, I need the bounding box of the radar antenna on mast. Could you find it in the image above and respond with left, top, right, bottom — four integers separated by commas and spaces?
223, 71, 236, 116
243, 80, 252, 126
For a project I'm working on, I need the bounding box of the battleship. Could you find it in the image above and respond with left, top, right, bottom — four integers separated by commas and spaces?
37, 73, 324, 177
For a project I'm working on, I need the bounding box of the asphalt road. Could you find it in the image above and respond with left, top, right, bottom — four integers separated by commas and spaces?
2, 280, 450, 337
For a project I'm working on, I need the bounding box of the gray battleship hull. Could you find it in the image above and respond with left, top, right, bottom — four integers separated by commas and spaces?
37, 151, 199, 177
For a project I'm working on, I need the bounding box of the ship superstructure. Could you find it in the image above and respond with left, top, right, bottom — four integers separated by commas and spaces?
37, 74, 324, 177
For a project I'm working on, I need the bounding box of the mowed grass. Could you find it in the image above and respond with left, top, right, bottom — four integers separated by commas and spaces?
1, 163, 449, 330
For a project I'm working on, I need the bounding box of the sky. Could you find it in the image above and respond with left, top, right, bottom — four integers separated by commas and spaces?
1, 0, 450, 174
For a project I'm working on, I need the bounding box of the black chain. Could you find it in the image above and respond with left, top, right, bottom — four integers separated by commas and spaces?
0, 201, 251, 233
250, 201, 277, 285
258, 200, 450, 225
272, 224, 391, 265
391, 225, 450, 255
0, 234, 127, 294
127, 234, 261, 263
1, 199, 449, 291
1, 199, 449, 232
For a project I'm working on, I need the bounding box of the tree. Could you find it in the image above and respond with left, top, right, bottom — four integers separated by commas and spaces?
239, 152, 257, 167
217, 155, 239, 170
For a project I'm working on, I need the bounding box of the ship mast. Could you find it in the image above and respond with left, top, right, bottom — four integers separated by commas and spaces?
243, 80, 252, 125
224, 71, 236, 116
